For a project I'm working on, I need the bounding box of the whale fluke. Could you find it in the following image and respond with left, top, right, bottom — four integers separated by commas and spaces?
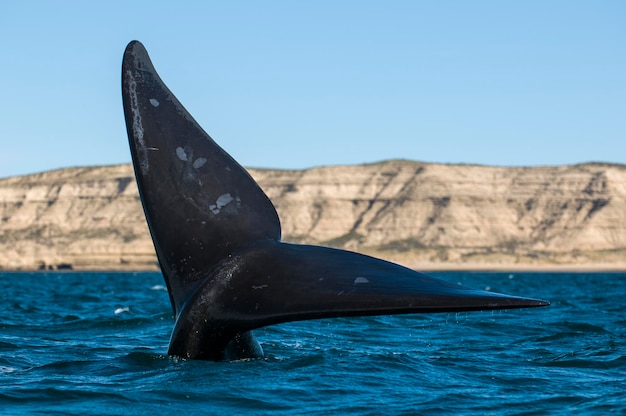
121, 40, 549, 361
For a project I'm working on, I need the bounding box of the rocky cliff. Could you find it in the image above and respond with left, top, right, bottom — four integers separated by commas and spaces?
1, 161, 625, 270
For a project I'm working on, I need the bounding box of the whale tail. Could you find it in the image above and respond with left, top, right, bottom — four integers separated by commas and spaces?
122, 41, 281, 316
122, 41, 548, 361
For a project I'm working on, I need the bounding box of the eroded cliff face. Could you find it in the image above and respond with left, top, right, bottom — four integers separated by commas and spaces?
0, 165, 154, 270
1, 161, 624, 270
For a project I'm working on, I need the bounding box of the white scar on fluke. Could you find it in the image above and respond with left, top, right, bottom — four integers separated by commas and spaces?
125, 70, 149, 174
175, 146, 188, 161
176, 146, 208, 169
209, 193, 240, 215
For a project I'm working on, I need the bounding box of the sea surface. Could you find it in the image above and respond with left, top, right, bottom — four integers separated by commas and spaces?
1, 271, 624, 415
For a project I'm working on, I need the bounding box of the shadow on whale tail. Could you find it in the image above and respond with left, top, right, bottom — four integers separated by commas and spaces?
121, 40, 549, 361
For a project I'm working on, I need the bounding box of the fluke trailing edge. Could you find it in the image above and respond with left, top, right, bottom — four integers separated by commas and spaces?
121, 40, 549, 361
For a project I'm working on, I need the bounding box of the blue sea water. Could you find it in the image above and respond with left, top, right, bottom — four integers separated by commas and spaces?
0, 271, 624, 415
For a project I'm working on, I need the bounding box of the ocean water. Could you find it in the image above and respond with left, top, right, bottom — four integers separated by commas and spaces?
0, 271, 624, 415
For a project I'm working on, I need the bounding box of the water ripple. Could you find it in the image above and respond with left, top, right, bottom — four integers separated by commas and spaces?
0, 271, 625, 415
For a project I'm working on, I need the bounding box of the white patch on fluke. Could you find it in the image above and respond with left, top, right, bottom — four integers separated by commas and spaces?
176, 147, 188, 161
176, 146, 206, 170
354, 277, 369, 284
216, 193, 234, 206
193, 157, 207, 169
149, 98, 160, 107
209, 193, 236, 215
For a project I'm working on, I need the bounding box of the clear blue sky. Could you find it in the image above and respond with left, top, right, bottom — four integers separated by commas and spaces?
1, 1, 624, 178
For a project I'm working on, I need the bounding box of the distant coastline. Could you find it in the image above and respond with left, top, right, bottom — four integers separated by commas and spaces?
1, 161, 625, 272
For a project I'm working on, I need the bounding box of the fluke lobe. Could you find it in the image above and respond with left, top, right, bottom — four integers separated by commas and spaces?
121, 40, 549, 361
